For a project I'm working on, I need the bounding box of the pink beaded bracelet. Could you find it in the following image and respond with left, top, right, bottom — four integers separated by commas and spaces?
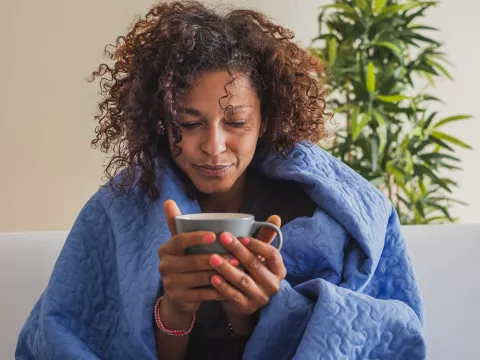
154, 296, 196, 336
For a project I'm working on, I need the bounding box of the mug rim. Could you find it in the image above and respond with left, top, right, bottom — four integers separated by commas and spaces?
175, 213, 254, 221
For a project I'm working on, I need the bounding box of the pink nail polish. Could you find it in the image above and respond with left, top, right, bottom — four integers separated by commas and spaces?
239, 237, 250, 246
203, 233, 216, 243
212, 275, 222, 286
230, 258, 240, 267
210, 254, 223, 267
220, 233, 233, 245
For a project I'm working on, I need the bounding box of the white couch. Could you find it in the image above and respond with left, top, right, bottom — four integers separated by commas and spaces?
1, 225, 479, 359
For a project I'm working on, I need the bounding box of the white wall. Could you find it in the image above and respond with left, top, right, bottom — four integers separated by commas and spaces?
0, 0, 478, 232
422, 2, 480, 223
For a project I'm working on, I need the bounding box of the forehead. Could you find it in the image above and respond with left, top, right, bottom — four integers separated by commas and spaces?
183, 70, 259, 109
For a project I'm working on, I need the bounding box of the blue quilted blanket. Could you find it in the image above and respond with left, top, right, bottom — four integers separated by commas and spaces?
16, 143, 426, 359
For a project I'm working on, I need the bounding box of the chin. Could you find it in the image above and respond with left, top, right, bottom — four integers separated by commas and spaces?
191, 178, 235, 195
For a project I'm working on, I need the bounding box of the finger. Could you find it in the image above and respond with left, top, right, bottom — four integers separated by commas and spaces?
256, 215, 282, 245
238, 237, 286, 278
163, 271, 217, 291
159, 231, 216, 255
210, 275, 268, 314
218, 232, 268, 274
164, 200, 181, 236
209, 253, 275, 299
159, 254, 240, 274
216, 233, 280, 294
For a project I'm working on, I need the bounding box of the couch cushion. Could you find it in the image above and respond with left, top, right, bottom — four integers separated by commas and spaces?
403, 224, 480, 360
0, 231, 67, 359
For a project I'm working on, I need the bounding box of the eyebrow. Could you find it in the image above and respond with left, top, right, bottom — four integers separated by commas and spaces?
179, 105, 253, 116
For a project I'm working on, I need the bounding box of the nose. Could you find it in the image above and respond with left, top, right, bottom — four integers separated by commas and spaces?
200, 124, 226, 157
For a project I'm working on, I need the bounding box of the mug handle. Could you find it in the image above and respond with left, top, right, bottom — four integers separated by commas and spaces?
252, 221, 283, 251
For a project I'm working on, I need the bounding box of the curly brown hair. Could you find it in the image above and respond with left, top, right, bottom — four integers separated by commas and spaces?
90, 0, 328, 200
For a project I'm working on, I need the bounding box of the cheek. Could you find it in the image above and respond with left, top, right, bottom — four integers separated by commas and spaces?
231, 131, 260, 157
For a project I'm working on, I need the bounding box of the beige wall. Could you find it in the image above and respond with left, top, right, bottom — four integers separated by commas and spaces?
1, 0, 478, 232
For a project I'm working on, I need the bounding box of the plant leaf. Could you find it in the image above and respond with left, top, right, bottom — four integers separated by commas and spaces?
425, 202, 453, 221
349, 106, 360, 137
405, 4, 437, 24
415, 200, 426, 218
443, 178, 459, 188
430, 135, 454, 152
429, 60, 453, 80
372, 41, 402, 56
335, 104, 357, 113
433, 114, 472, 128
419, 180, 427, 196
433, 54, 454, 67
354, 0, 368, 10
352, 113, 370, 141
425, 216, 450, 223
419, 152, 461, 162
431, 131, 473, 149
421, 94, 443, 103
432, 197, 468, 206
423, 72, 435, 86
320, 4, 356, 15
408, 24, 439, 31
381, 3, 423, 16
409, 33, 441, 46
372, 0, 387, 14
398, 195, 411, 208
367, 62, 376, 93
373, 111, 385, 126
328, 37, 338, 66
439, 162, 462, 171
414, 164, 451, 192
424, 112, 437, 128
373, 111, 387, 153
417, 63, 439, 75
378, 95, 408, 103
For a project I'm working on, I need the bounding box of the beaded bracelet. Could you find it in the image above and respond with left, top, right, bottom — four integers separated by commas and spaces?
154, 296, 196, 336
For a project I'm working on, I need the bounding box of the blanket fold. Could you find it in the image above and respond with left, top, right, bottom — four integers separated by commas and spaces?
16, 143, 425, 359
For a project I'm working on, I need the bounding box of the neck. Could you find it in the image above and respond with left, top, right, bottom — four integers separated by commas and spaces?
199, 171, 249, 213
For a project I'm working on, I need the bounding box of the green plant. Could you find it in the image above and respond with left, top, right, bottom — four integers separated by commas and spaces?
310, 0, 472, 224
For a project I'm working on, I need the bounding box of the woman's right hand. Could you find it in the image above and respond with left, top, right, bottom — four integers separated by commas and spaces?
158, 200, 234, 319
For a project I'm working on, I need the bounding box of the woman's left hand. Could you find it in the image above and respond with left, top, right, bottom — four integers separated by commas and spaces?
208, 220, 287, 316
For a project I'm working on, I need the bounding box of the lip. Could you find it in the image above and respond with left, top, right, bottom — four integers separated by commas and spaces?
193, 164, 233, 177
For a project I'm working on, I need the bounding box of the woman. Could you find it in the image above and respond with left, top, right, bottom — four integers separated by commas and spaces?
16, 1, 426, 359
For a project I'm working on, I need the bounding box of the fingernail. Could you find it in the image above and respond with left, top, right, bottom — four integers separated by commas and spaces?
230, 257, 240, 267
239, 237, 250, 246
212, 275, 222, 286
210, 254, 223, 267
203, 233, 216, 243
220, 233, 233, 245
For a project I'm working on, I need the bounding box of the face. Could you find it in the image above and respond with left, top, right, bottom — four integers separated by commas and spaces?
167, 70, 263, 195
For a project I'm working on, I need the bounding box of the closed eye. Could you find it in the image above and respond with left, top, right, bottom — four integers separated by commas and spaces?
226, 121, 247, 128
178, 122, 201, 130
